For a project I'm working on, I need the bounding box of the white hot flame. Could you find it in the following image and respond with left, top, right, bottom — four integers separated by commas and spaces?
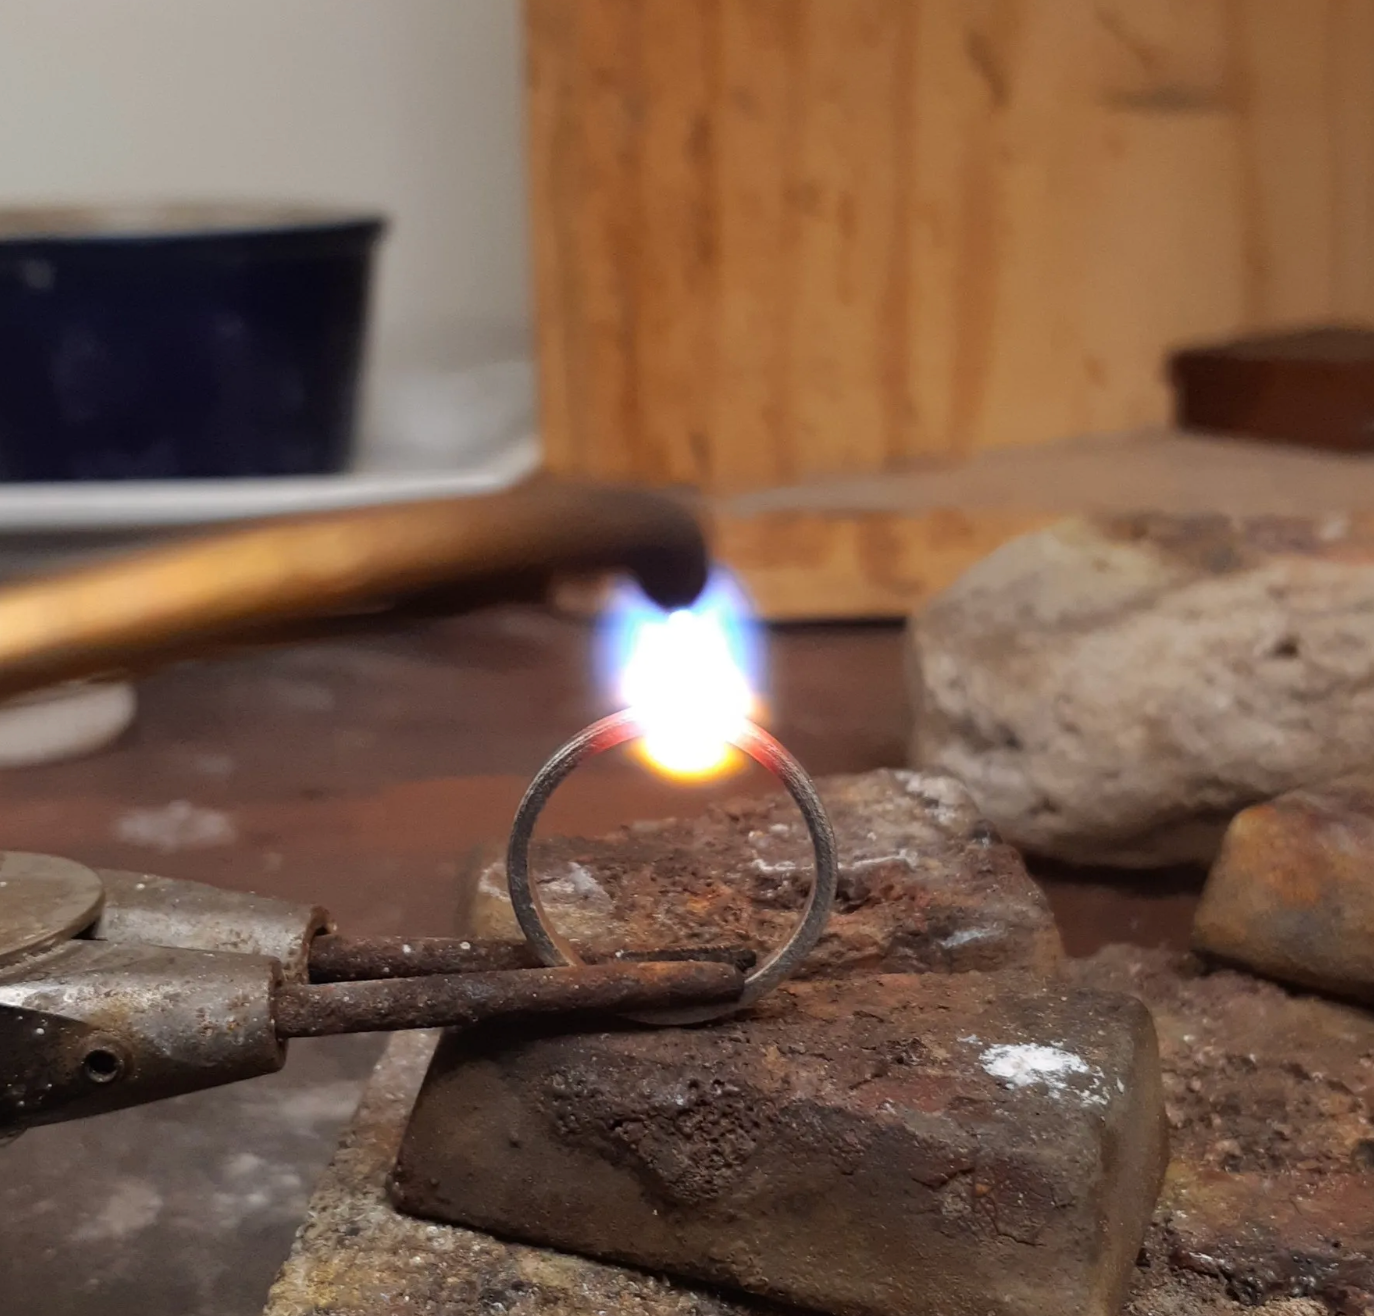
605, 572, 760, 780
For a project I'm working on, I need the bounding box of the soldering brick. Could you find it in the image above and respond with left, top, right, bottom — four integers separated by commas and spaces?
465, 768, 1062, 978
1194, 773, 1374, 1000
392, 972, 1166, 1316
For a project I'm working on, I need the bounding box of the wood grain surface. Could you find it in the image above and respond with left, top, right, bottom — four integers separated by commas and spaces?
526, 0, 1374, 492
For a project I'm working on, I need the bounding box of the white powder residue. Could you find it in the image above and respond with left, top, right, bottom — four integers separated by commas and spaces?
478, 859, 612, 911
751, 850, 922, 880
544, 861, 612, 911
980, 1042, 1108, 1106
72, 1178, 163, 1242
894, 771, 970, 821
114, 800, 237, 853
209, 1151, 306, 1229
477, 861, 508, 902
941, 926, 997, 948
191, 751, 236, 778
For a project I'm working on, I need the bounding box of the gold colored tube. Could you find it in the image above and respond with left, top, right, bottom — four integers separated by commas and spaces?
0, 480, 706, 701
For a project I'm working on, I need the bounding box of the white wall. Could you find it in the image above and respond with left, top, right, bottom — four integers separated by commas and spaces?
0, 0, 532, 379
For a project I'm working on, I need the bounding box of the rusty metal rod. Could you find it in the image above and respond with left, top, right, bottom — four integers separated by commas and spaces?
308, 936, 533, 979
307, 934, 757, 983
274, 960, 746, 1038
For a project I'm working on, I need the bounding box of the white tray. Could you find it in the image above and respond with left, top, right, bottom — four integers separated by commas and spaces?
0, 434, 540, 533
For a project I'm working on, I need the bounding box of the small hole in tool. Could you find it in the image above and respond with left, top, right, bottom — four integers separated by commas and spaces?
83, 1048, 123, 1083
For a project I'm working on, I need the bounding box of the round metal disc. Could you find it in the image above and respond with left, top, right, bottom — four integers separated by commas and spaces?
506, 710, 839, 1025
0, 852, 105, 968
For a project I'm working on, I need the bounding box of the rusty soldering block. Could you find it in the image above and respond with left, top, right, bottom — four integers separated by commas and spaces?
392, 972, 1167, 1316
265, 1032, 772, 1316
1194, 772, 1374, 1000
466, 769, 1063, 979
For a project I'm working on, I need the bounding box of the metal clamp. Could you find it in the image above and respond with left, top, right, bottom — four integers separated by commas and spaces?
0, 854, 747, 1137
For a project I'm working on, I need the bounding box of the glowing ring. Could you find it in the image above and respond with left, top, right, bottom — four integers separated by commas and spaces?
506, 709, 838, 1025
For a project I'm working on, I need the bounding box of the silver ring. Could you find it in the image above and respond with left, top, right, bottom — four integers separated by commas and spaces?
506, 709, 838, 1024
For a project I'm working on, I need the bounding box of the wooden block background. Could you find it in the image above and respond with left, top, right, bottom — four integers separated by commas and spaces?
712, 506, 1053, 620
526, 0, 1374, 493
715, 429, 1374, 620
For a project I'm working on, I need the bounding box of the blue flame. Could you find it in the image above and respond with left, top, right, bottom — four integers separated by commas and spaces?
597, 567, 765, 717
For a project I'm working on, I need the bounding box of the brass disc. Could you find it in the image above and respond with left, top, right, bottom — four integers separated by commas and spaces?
0, 852, 104, 969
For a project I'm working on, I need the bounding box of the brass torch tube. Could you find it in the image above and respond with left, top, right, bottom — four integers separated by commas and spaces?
0, 480, 706, 702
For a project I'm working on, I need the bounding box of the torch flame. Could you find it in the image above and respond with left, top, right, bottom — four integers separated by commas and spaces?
603, 571, 761, 780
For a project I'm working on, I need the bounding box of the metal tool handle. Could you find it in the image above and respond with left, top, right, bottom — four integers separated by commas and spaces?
0, 855, 748, 1135
0, 479, 706, 702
